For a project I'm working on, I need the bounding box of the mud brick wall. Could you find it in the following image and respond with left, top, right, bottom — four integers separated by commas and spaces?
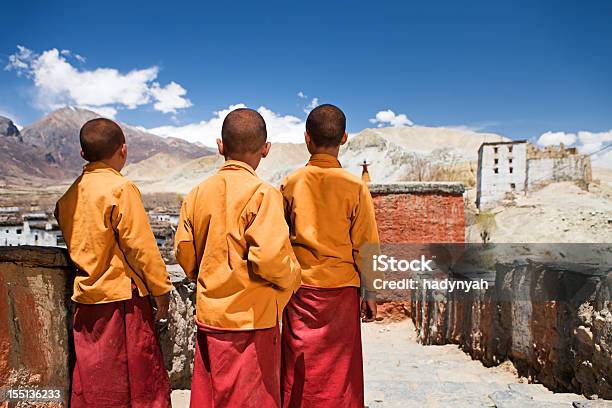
0, 247, 72, 408
369, 182, 466, 315
369, 182, 466, 244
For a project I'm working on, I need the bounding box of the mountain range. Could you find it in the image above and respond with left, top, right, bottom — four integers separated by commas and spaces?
0, 107, 213, 183
1, 107, 510, 192
123, 124, 509, 193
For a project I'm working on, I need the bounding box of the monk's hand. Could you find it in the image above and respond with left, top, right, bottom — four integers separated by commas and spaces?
153, 293, 171, 321
360, 298, 377, 323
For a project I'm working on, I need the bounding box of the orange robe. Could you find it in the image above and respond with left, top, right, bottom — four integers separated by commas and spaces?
175, 160, 301, 407
280, 153, 380, 408
55, 161, 172, 408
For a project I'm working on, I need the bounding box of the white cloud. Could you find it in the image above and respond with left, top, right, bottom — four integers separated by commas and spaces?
148, 104, 305, 146
591, 150, 612, 169
297, 91, 319, 114
369, 109, 414, 127
537, 131, 577, 147
536, 129, 612, 168
150, 81, 192, 114
576, 130, 612, 169
5, 45, 191, 116
257, 106, 305, 143
305, 97, 319, 113
575, 130, 612, 154
5, 45, 33, 73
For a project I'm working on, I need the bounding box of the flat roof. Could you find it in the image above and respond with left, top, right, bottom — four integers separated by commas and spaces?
479, 140, 527, 148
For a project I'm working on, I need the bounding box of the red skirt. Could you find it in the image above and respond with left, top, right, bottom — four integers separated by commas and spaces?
190, 322, 281, 408
281, 286, 364, 408
71, 288, 171, 408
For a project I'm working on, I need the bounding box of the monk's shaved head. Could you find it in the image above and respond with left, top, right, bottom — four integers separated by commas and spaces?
306, 104, 346, 147
79, 118, 125, 162
221, 108, 267, 154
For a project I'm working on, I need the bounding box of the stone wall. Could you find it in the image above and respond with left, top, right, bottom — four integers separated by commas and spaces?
0, 247, 72, 408
0, 247, 199, 404
157, 271, 196, 390
405, 251, 611, 399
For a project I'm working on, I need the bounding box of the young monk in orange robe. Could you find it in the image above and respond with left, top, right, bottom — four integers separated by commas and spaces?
174, 108, 301, 408
55, 118, 173, 408
280, 104, 380, 408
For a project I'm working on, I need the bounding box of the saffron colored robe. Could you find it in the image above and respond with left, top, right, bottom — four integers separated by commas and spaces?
175, 160, 301, 407
56, 162, 173, 407
71, 287, 171, 408
279, 153, 380, 408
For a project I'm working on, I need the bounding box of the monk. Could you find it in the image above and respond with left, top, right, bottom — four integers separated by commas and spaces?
55, 118, 173, 408
280, 104, 381, 408
174, 108, 301, 408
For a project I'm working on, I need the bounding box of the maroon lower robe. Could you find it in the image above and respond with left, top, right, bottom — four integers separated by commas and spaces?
190, 322, 281, 408
281, 286, 364, 408
71, 287, 171, 408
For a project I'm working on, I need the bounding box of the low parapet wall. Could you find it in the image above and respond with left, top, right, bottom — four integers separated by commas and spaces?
0, 246, 72, 408
404, 249, 611, 399
369, 182, 466, 244
2, 182, 609, 401
0, 247, 198, 400
2, 246, 609, 401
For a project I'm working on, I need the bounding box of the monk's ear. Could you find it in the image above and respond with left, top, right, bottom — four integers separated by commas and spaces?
304, 131, 311, 145
340, 132, 348, 146
80, 150, 87, 160
120, 144, 127, 159
261, 142, 271, 158
216, 138, 225, 156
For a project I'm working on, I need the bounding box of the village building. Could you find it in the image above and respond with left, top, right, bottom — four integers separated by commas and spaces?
476, 141, 528, 209
476, 141, 592, 210
0, 208, 64, 247
149, 207, 180, 227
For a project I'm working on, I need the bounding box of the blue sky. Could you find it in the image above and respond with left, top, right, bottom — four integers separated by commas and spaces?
1, 0, 611, 150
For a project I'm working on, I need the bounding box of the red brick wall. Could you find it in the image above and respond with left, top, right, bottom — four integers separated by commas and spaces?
372, 193, 465, 243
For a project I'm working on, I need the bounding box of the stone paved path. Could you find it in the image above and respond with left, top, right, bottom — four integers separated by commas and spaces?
362, 321, 603, 408
171, 320, 608, 408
